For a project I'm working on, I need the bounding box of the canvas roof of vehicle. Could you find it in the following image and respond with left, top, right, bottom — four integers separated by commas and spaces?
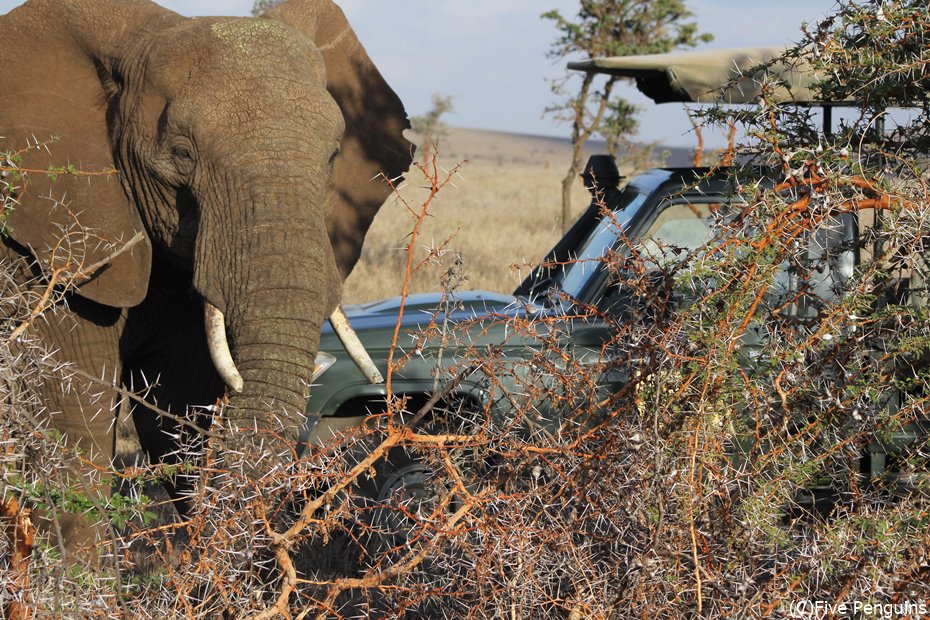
568, 46, 826, 105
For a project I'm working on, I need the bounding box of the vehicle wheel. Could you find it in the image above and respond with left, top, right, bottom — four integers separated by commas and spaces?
376, 458, 437, 510
357, 399, 480, 565
362, 450, 455, 560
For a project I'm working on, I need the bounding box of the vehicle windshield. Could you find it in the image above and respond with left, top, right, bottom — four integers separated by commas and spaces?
636, 200, 718, 267
557, 192, 725, 300
558, 190, 648, 299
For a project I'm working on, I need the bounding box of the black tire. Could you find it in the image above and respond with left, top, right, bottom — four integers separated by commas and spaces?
355, 397, 481, 566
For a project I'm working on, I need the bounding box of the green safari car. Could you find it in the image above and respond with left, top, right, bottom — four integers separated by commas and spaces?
303, 46, 928, 507
301, 158, 740, 492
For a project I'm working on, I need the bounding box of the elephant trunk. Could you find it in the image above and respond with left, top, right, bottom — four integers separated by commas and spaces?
223, 272, 334, 445
226, 302, 324, 438
194, 173, 342, 447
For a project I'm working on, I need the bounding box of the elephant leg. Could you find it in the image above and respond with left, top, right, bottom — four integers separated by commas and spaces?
123, 277, 224, 516
30, 295, 126, 564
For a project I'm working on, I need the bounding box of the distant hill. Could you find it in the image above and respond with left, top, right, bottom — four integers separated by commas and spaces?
429, 126, 695, 168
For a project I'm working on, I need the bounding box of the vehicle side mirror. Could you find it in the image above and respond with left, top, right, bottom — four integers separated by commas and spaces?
581, 155, 623, 203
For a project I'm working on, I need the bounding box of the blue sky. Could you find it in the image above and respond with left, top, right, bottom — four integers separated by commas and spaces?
1, 0, 838, 147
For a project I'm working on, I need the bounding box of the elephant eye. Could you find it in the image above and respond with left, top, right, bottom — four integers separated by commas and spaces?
171, 145, 194, 162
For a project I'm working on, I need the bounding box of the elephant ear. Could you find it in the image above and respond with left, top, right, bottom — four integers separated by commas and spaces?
262, 0, 414, 280
0, 0, 160, 308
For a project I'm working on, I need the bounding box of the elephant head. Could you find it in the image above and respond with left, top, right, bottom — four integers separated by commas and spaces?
0, 0, 411, 433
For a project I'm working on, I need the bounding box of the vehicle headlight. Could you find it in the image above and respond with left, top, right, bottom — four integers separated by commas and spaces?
312, 351, 337, 382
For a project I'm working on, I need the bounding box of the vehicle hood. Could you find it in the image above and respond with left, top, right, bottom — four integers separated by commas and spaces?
323, 290, 526, 337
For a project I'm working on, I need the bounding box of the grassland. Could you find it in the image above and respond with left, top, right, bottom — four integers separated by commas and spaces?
344, 127, 605, 304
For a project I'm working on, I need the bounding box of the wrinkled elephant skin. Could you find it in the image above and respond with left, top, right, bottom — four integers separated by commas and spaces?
0, 0, 412, 557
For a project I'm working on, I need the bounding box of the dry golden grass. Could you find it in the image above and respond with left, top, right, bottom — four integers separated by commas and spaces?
342, 127, 611, 303
343, 159, 591, 303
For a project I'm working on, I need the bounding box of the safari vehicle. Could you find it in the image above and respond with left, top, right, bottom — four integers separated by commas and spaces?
301, 159, 737, 507
303, 47, 928, 504
304, 159, 727, 423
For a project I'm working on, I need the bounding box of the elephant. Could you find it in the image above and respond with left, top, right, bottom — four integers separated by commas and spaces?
0, 0, 412, 558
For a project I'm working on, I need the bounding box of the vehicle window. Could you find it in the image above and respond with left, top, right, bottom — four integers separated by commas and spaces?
771, 213, 856, 317
637, 201, 719, 267
558, 191, 647, 299
636, 202, 857, 318
859, 207, 929, 308
593, 197, 729, 315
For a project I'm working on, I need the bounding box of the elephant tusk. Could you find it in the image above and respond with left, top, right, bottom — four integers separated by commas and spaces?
204, 302, 244, 394
329, 305, 384, 384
